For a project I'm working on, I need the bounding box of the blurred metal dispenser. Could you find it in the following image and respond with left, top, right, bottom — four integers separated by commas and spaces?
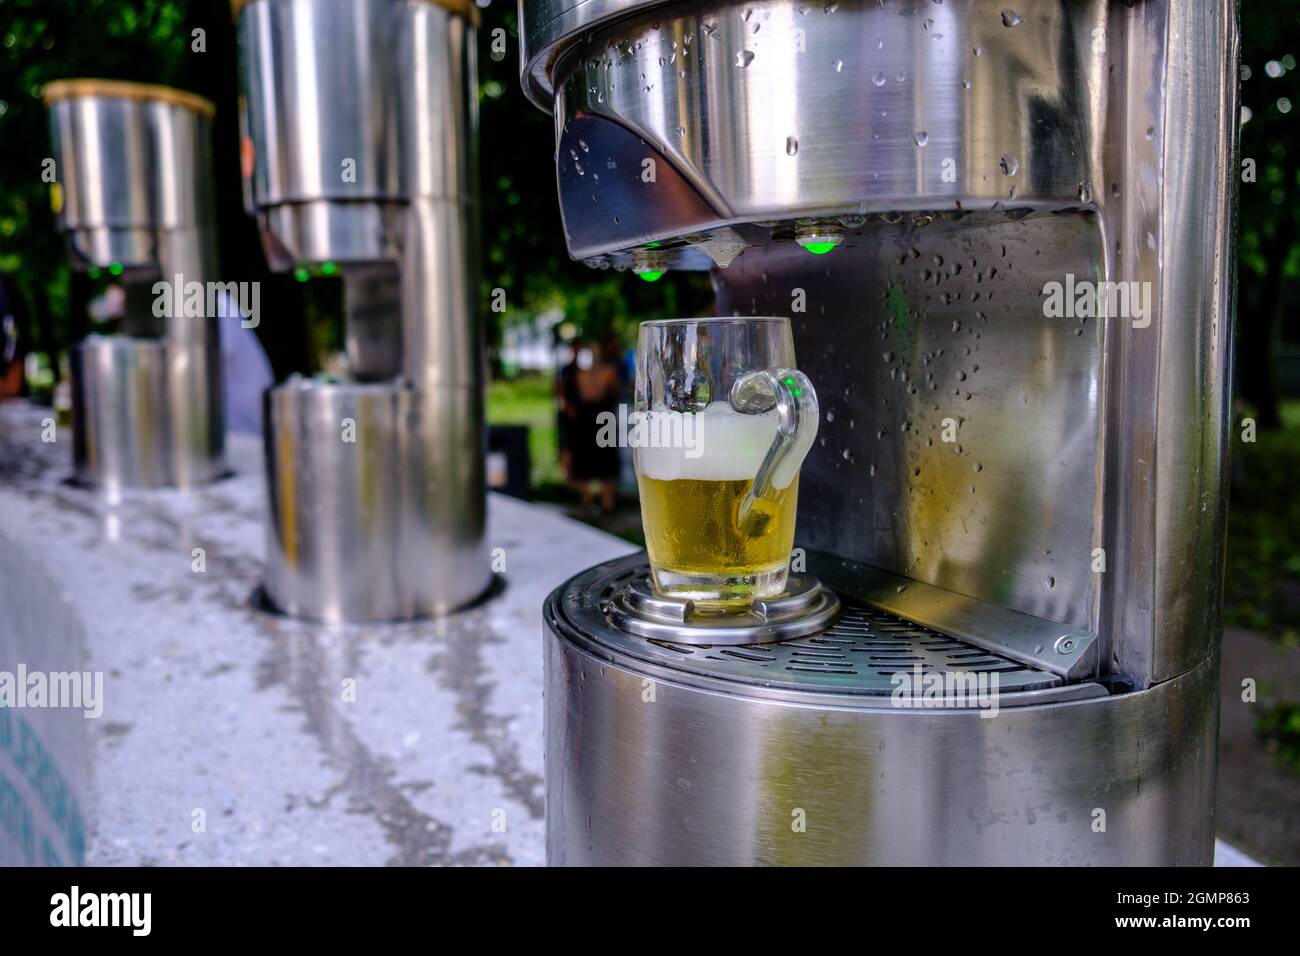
44, 80, 226, 491
234, 0, 490, 622
524, 0, 1239, 864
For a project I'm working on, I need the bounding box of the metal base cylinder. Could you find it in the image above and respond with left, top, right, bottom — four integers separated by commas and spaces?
70, 335, 225, 492
263, 377, 490, 623
544, 554, 1219, 866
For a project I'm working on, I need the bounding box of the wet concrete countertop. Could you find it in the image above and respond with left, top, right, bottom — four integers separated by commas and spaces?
0, 400, 634, 866
0, 400, 1259, 867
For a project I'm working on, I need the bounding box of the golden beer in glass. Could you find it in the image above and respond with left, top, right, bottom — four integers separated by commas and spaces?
634, 318, 819, 606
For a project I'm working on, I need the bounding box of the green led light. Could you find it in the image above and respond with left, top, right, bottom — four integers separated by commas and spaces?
320, 261, 338, 276
293, 267, 310, 283
645, 241, 662, 249
801, 241, 838, 256
108, 262, 124, 276
87, 267, 101, 279
637, 270, 665, 283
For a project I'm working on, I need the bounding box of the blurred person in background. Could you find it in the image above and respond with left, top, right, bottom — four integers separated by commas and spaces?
558, 338, 621, 515
0, 275, 28, 399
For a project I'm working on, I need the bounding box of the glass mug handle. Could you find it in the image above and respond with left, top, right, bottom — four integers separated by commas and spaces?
728, 368, 819, 534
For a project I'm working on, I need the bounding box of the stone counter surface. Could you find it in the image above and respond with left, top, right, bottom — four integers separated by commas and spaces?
0, 400, 1258, 867
0, 400, 633, 866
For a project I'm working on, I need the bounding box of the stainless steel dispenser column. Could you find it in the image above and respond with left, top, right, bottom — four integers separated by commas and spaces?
523, 0, 1239, 864
236, 0, 490, 622
44, 80, 226, 492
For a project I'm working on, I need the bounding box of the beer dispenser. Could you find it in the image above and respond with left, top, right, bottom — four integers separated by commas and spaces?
234, 0, 490, 622
523, 0, 1238, 864
44, 80, 226, 492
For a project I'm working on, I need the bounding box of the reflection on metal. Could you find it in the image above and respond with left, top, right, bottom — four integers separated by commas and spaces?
262, 377, 487, 622
236, 0, 489, 621
607, 570, 840, 646
831, 558, 1097, 681
525, 0, 1239, 865
45, 79, 225, 491
568, 553, 1070, 695
547, 558, 1216, 865
718, 215, 1105, 638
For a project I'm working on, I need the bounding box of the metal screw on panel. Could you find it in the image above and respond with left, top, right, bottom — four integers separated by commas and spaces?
1054, 636, 1078, 654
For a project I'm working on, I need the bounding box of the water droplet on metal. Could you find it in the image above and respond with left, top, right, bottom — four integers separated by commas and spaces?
1001, 9, 1023, 27
735, 49, 755, 68
1000, 154, 1020, 176
914, 130, 929, 146
688, 227, 748, 269
786, 135, 799, 156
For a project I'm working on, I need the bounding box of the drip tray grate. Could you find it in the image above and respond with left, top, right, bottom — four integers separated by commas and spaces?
559, 556, 1066, 696
643, 604, 1061, 693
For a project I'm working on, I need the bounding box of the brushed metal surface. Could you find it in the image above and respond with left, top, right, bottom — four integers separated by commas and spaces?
343, 265, 404, 381
717, 213, 1106, 642
46, 84, 226, 490
48, 90, 218, 292
521, 0, 677, 107
545, 594, 1218, 864
70, 337, 226, 492
524, 0, 1239, 687
607, 568, 842, 646
1143, 0, 1239, 684
237, 0, 473, 209
525, 0, 1237, 866
237, 0, 489, 618
546, 0, 1104, 261
236, 0, 483, 387
263, 377, 491, 622
561, 552, 1071, 694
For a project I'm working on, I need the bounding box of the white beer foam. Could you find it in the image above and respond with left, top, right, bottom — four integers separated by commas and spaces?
635, 406, 778, 482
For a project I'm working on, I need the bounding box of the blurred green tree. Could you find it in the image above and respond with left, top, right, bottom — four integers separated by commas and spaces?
475, 2, 711, 357
1238, 3, 1300, 429
0, 0, 314, 382
0, 0, 709, 383
3, 0, 1294, 392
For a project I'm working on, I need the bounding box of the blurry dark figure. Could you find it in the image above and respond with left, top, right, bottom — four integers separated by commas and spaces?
559, 339, 621, 514
600, 334, 631, 395
556, 346, 578, 487
0, 275, 28, 399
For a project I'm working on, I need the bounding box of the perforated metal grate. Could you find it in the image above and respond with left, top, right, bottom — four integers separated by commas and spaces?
559, 557, 1064, 696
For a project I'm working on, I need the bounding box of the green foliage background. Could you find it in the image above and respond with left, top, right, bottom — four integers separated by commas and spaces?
1238, 2, 1300, 428
0, 0, 711, 375
0, 0, 1295, 390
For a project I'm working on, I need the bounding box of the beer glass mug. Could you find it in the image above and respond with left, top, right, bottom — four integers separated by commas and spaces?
634, 317, 819, 606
